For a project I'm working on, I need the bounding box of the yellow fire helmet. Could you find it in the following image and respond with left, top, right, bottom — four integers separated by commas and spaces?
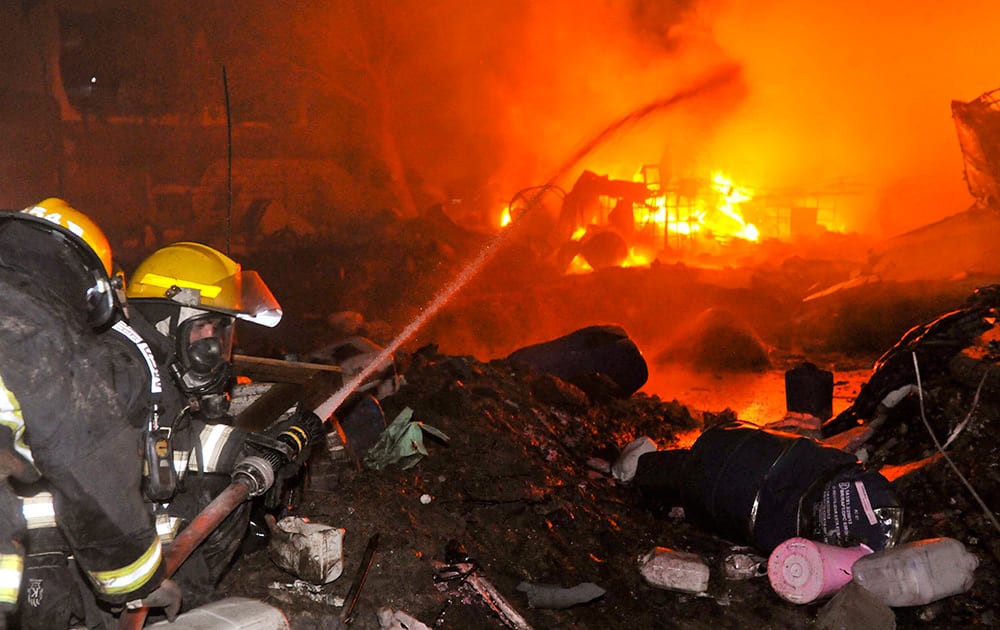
21, 197, 113, 277
126, 242, 283, 327
13, 198, 121, 329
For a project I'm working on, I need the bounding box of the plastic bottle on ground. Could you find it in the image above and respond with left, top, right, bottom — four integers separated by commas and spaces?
850, 537, 979, 607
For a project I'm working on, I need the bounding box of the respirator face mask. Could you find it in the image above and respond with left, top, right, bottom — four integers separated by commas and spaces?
175, 312, 235, 398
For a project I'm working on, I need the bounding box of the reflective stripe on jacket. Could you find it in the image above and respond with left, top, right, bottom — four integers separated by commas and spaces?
163, 422, 245, 480
0, 374, 33, 467
87, 537, 162, 597
21, 493, 56, 530
192, 423, 242, 473
0, 553, 22, 606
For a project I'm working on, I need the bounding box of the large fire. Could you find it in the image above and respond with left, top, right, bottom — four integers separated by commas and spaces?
633, 169, 759, 252
498, 167, 794, 273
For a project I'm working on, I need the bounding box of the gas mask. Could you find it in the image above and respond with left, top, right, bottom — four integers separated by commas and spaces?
171, 312, 235, 416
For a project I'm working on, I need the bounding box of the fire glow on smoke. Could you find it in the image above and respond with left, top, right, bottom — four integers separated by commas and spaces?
483, 1, 1000, 247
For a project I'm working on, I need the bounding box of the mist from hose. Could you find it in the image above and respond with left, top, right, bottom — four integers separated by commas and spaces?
312, 64, 744, 422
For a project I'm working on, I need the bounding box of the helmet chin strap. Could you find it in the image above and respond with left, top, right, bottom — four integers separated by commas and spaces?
111, 269, 130, 321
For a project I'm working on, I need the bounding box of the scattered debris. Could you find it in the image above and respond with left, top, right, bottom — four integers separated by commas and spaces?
851, 537, 980, 607
506, 324, 649, 397
637, 547, 710, 595
266, 515, 346, 584
342, 533, 380, 625
815, 582, 896, 630
433, 559, 534, 630
215, 278, 1000, 627
822, 286, 1000, 437
338, 394, 389, 463
765, 410, 823, 437
610, 436, 658, 483
267, 580, 343, 607
432, 539, 534, 629
635, 424, 902, 554
146, 597, 292, 629
721, 548, 768, 580
362, 407, 450, 471
951, 85, 1000, 206
377, 607, 430, 630
515, 581, 605, 610
784, 361, 834, 420
767, 537, 873, 604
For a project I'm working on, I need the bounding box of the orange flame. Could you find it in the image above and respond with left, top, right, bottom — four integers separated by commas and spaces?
622, 168, 761, 255
709, 172, 759, 242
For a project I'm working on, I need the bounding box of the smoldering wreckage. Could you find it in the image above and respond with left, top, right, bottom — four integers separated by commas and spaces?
11, 95, 1000, 630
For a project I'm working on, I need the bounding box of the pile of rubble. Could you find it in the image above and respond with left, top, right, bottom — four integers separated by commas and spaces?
209, 290, 999, 629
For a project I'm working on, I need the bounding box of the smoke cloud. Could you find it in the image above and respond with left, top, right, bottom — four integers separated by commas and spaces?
702, 0, 1000, 236
381, 0, 999, 237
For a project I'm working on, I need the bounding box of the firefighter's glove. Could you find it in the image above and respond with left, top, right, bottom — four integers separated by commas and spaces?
129, 578, 182, 622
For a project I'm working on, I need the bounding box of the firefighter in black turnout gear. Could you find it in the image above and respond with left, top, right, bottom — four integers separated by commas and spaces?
2, 202, 319, 628
124, 241, 308, 611
0, 200, 181, 629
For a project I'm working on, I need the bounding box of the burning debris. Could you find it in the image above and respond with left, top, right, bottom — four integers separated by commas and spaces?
507, 165, 856, 277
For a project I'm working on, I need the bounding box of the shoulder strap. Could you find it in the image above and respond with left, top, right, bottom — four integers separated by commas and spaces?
111, 319, 163, 426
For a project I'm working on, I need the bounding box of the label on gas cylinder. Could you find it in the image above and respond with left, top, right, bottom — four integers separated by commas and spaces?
813, 468, 898, 550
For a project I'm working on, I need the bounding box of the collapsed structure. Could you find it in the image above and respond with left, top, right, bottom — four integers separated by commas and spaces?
952, 86, 1000, 207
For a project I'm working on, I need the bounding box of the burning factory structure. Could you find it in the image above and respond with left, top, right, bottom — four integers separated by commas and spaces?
506, 165, 858, 273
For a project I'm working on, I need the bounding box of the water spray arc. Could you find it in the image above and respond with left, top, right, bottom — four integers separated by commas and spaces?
313, 63, 743, 421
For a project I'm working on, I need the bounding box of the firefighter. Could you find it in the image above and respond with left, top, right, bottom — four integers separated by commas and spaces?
0, 200, 181, 629
124, 241, 302, 609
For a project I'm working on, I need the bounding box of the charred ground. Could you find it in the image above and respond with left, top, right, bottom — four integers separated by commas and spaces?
203, 206, 1000, 629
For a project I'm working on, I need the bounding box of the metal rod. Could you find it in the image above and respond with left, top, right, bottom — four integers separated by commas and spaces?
223, 64, 233, 256
466, 573, 533, 630
341, 532, 380, 624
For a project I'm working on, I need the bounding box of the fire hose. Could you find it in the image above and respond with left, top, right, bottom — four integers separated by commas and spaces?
117, 412, 323, 630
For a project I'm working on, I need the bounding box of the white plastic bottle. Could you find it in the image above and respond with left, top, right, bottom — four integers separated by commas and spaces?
850, 537, 979, 607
